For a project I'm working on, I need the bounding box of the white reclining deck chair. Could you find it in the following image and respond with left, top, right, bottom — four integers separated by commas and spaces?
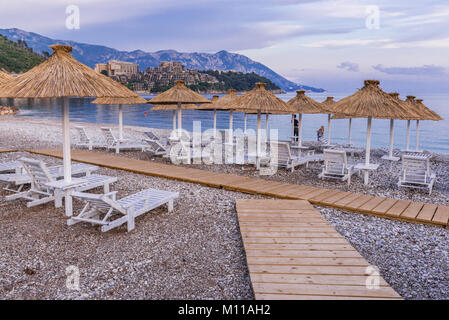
0, 162, 99, 193
144, 139, 169, 156
398, 155, 436, 195
319, 149, 354, 186
74, 126, 104, 150
68, 188, 179, 232
270, 142, 301, 172
101, 127, 147, 154
0, 160, 23, 174
5, 158, 117, 208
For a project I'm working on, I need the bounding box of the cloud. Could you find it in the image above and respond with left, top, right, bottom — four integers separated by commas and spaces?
304, 39, 392, 48
337, 61, 359, 72
372, 64, 447, 76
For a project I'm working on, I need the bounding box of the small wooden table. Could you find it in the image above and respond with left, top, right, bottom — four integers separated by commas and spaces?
355, 163, 380, 185
45, 178, 87, 217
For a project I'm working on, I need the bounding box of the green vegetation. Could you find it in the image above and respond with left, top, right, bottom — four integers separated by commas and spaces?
0, 35, 45, 73
201, 70, 280, 92
145, 70, 281, 93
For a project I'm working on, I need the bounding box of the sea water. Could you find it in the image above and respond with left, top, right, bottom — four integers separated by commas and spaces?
7, 92, 449, 154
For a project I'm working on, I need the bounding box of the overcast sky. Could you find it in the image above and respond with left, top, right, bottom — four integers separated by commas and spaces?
1, 0, 449, 93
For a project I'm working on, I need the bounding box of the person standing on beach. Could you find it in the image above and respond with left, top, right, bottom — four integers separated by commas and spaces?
317, 126, 324, 141
292, 115, 299, 141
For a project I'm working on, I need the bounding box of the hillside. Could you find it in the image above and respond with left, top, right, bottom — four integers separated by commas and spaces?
0, 35, 45, 73
0, 28, 325, 92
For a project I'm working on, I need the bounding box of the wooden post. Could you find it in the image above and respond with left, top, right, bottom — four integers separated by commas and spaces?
415, 120, 420, 151
389, 119, 394, 158
406, 120, 411, 151
327, 114, 331, 145
118, 104, 123, 141
177, 102, 182, 137
298, 113, 303, 147
364, 116, 372, 185
62, 97, 72, 183
213, 109, 217, 136
266, 114, 269, 141
229, 109, 233, 143
244, 113, 247, 134
348, 118, 352, 146
172, 110, 176, 131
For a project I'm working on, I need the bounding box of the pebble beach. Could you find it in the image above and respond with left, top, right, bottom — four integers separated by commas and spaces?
0, 116, 448, 300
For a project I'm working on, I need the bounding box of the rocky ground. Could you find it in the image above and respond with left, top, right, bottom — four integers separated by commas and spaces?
0, 117, 448, 299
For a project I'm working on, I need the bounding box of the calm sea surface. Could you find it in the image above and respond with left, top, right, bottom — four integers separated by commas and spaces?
6, 92, 449, 154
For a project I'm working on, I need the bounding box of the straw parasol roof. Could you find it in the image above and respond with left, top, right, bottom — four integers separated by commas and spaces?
0, 45, 137, 98
287, 90, 329, 114
0, 70, 12, 85
330, 80, 417, 120
197, 89, 239, 111
196, 95, 220, 110
227, 83, 294, 114
405, 96, 442, 121
147, 80, 211, 109
91, 95, 147, 105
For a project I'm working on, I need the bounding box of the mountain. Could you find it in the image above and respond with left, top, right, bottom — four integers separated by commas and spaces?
0, 28, 325, 92
0, 34, 45, 73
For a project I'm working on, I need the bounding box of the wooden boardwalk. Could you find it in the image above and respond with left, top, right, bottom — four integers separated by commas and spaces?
0, 148, 17, 153
236, 199, 401, 300
28, 149, 449, 229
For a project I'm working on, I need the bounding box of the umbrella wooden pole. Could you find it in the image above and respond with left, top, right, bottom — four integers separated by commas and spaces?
244, 113, 247, 134
298, 113, 303, 147
62, 97, 72, 183
213, 109, 217, 135
291, 115, 295, 143
388, 119, 394, 158
229, 109, 234, 143
257, 111, 261, 169
327, 114, 331, 145
364, 116, 372, 185
62, 97, 73, 217
266, 114, 269, 141
348, 118, 352, 146
172, 110, 176, 131
118, 104, 123, 141
177, 102, 182, 137
406, 120, 411, 151
415, 120, 420, 151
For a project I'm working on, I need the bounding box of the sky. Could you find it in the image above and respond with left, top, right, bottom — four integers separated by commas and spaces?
1, 0, 449, 93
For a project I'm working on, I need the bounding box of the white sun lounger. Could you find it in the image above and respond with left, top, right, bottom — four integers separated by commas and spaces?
318, 149, 354, 185
74, 126, 105, 150
0, 162, 99, 193
101, 127, 147, 154
144, 139, 169, 156
398, 154, 436, 195
68, 188, 179, 232
5, 158, 117, 208
0, 161, 23, 174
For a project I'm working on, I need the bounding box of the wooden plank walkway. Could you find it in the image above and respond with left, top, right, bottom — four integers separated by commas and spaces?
236, 199, 401, 300
0, 148, 17, 153
28, 149, 449, 229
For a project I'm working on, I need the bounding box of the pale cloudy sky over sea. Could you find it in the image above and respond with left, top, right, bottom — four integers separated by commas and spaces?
1, 0, 449, 93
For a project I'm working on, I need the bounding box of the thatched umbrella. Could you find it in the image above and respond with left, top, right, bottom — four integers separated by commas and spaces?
0, 70, 12, 85
404, 96, 442, 151
0, 44, 136, 214
287, 90, 329, 146
148, 80, 210, 136
330, 80, 417, 184
324, 96, 356, 145
196, 89, 239, 141
321, 96, 338, 145
196, 95, 219, 134
228, 82, 295, 168
91, 95, 147, 141
0, 71, 13, 106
